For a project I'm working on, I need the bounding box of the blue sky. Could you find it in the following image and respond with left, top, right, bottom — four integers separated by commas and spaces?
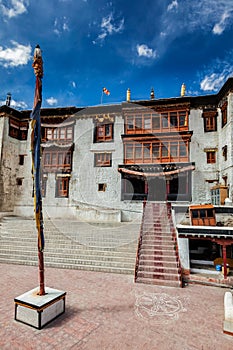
0, 0, 233, 109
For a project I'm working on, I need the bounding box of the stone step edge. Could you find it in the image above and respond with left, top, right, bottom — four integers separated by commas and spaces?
135, 277, 182, 287
0, 246, 137, 256
0, 259, 134, 274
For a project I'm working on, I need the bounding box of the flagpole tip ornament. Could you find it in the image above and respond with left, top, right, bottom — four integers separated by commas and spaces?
32, 45, 43, 78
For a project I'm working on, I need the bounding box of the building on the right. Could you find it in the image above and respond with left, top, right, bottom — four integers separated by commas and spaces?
188, 78, 233, 206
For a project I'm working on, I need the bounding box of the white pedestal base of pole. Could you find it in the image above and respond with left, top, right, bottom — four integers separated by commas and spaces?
14, 287, 66, 329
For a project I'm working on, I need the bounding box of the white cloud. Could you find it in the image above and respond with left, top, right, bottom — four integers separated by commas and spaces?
200, 73, 226, 91
0, 98, 28, 109
93, 12, 124, 44
136, 44, 157, 58
0, 41, 31, 68
160, 0, 233, 42
10, 99, 28, 109
101, 13, 124, 34
167, 0, 178, 12
46, 97, 58, 106
199, 50, 233, 92
0, 0, 28, 18
54, 16, 70, 35
212, 11, 231, 35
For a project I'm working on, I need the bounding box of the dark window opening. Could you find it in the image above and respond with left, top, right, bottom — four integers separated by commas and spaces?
221, 102, 227, 127
19, 155, 25, 165
98, 183, 106, 192
17, 178, 23, 186
222, 145, 227, 161
9, 119, 28, 140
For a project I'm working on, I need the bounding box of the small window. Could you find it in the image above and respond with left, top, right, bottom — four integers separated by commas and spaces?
162, 143, 168, 157
221, 102, 227, 127
152, 114, 160, 129
17, 178, 23, 186
170, 112, 178, 127
203, 111, 217, 132
98, 183, 106, 192
192, 210, 199, 219
95, 123, 113, 142
94, 153, 112, 167
56, 177, 69, 197
200, 209, 206, 218
206, 151, 216, 164
222, 145, 227, 161
206, 209, 214, 217
161, 113, 168, 128
19, 155, 25, 165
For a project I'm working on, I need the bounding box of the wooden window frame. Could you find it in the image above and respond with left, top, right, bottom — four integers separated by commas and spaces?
42, 150, 72, 172
124, 140, 189, 164
221, 102, 227, 127
95, 123, 113, 142
203, 111, 217, 132
9, 119, 28, 140
94, 153, 112, 167
125, 109, 188, 134
42, 126, 74, 142
56, 177, 69, 197
206, 151, 216, 164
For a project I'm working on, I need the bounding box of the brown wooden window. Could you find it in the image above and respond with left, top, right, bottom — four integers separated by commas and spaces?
95, 123, 113, 142
56, 177, 69, 197
42, 126, 74, 142
94, 153, 112, 167
42, 150, 72, 172
9, 119, 28, 140
125, 110, 188, 134
206, 151, 216, 164
124, 140, 189, 164
221, 102, 227, 127
203, 111, 217, 132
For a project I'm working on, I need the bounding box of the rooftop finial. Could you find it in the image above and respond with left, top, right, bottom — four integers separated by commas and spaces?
6, 92, 11, 106
126, 88, 131, 102
150, 87, 155, 100
181, 83, 186, 97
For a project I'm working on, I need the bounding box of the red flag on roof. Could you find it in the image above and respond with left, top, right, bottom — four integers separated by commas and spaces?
103, 87, 110, 95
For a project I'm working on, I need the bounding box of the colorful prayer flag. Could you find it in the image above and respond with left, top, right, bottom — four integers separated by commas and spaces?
103, 87, 110, 95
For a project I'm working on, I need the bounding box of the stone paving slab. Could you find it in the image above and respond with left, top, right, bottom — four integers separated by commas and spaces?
0, 263, 233, 350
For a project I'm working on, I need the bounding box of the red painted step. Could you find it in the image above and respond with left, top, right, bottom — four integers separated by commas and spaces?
135, 202, 182, 287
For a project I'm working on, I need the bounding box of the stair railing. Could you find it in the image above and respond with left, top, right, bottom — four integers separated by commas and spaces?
166, 202, 183, 286
134, 200, 146, 281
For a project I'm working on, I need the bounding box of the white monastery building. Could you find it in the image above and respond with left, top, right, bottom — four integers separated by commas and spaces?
0, 78, 233, 222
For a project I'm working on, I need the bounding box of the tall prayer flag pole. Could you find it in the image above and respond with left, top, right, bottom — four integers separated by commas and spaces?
30, 45, 45, 296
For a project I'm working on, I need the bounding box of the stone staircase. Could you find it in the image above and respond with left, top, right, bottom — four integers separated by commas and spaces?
135, 202, 182, 287
0, 215, 139, 274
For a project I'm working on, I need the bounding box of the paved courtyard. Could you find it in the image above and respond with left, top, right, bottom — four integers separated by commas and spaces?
0, 263, 233, 350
